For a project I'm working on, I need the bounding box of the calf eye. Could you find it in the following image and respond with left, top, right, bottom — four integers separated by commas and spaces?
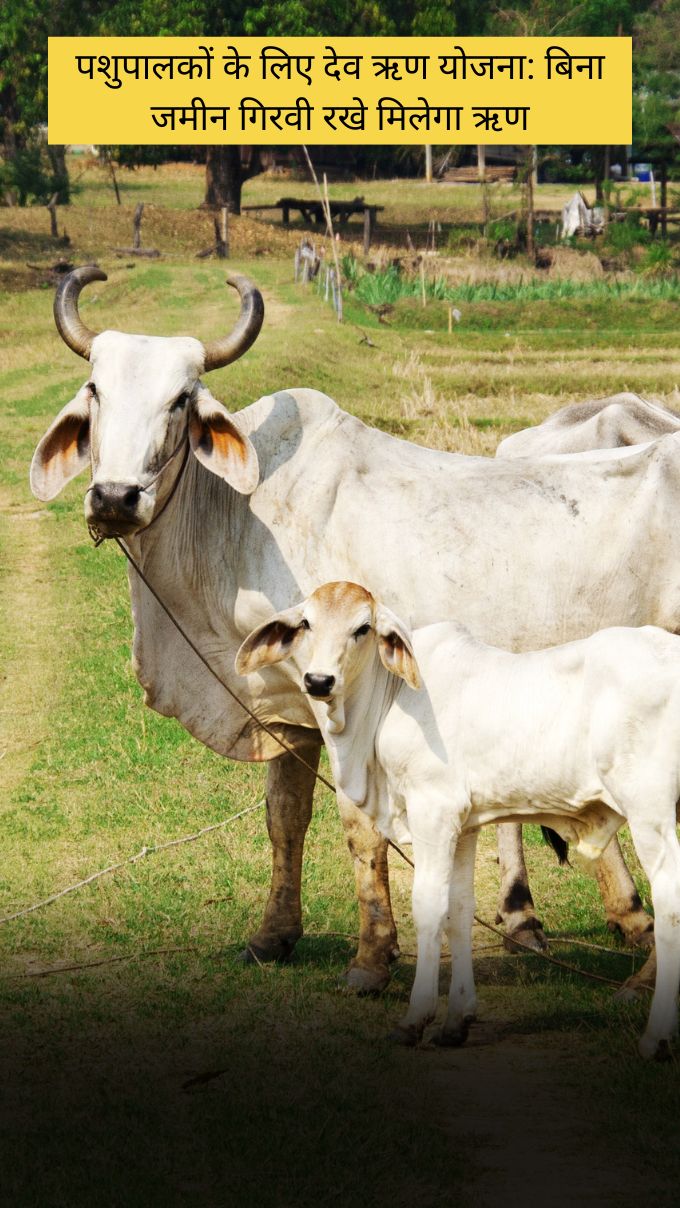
299, 618, 310, 630
87, 381, 97, 399
171, 392, 189, 412
353, 623, 371, 639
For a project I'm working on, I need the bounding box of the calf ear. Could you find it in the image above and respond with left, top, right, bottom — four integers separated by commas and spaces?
375, 604, 421, 690
30, 387, 91, 501
236, 603, 306, 675
189, 387, 259, 494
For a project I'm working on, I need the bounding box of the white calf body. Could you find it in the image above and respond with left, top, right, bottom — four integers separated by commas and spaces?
237, 584, 680, 1059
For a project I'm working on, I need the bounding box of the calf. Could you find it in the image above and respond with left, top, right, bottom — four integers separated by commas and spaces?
237, 582, 680, 1060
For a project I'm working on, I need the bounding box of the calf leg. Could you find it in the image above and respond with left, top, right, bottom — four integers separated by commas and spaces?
627, 817, 680, 1060
336, 793, 399, 994
437, 829, 479, 1047
393, 806, 456, 1045
595, 836, 655, 948
496, 823, 548, 951
242, 733, 321, 963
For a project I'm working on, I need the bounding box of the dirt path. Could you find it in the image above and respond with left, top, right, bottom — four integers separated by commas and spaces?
423, 1013, 651, 1208
0, 488, 60, 798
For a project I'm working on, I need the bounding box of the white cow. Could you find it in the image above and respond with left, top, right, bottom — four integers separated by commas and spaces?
31, 267, 677, 992
238, 581, 680, 1060
496, 393, 680, 981
497, 394, 680, 459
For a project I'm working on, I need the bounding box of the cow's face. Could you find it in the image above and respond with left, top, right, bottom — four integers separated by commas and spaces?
236, 582, 421, 734
30, 269, 263, 537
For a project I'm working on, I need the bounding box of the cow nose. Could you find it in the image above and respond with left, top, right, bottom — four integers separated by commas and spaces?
304, 672, 336, 697
90, 482, 141, 518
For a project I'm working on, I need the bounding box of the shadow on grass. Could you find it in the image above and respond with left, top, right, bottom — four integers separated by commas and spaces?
0, 965, 468, 1208
0, 934, 673, 1208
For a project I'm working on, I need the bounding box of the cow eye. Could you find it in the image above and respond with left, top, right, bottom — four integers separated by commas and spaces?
171, 392, 189, 412
299, 618, 310, 630
353, 623, 371, 639
87, 381, 97, 399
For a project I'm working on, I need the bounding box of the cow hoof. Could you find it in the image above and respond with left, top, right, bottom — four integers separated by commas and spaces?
238, 935, 299, 965
607, 917, 655, 950
614, 981, 641, 1004
615, 971, 654, 1003
503, 922, 548, 953
343, 961, 391, 996
639, 1034, 673, 1062
655, 1040, 673, 1063
433, 1018, 472, 1048
389, 1023, 421, 1047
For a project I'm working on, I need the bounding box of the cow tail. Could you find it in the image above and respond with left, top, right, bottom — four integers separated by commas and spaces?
541, 826, 570, 866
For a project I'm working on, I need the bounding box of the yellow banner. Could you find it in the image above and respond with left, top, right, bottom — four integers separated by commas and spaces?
48, 36, 631, 145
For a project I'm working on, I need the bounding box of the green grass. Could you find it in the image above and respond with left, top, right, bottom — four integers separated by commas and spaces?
3, 236, 680, 1203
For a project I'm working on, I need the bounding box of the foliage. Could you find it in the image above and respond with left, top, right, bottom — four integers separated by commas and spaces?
489, 0, 652, 36
241, 0, 457, 35
0, 141, 58, 205
640, 238, 678, 273
347, 260, 680, 310
633, 0, 680, 163
604, 212, 652, 253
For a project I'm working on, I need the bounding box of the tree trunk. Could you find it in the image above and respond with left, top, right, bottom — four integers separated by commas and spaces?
525, 147, 535, 259
1, 84, 21, 205
593, 147, 606, 203
47, 144, 70, 204
204, 146, 244, 214
477, 144, 486, 183
424, 145, 432, 183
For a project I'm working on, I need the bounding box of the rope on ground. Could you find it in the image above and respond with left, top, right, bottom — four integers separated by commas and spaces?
549, 934, 645, 956
470, 913, 625, 987
0, 799, 266, 926
386, 841, 641, 988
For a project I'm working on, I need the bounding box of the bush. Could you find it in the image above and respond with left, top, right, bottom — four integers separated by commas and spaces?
604, 214, 651, 255
446, 225, 480, 251
641, 240, 678, 275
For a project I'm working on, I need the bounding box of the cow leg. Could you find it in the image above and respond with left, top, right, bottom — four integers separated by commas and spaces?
242, 733, 322, 964
496, 823, 548, 951
336, 793, 399, 995
595, 836, 655, 948
437, 829, 479, 1047
626, 816, 680, 1059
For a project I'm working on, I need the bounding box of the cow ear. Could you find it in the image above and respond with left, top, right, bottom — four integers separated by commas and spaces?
235, 603, 307, 675
189, 387, 259, 494
30, 386, 91, 501
374, 603, 421, 690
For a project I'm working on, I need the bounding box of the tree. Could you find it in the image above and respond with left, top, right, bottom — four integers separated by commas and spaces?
633, 0, 680, 166
0, 0, 116, 204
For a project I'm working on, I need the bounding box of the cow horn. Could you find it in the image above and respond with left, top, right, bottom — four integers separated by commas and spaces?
54, 265, 108, 360
202, 275, 265, 372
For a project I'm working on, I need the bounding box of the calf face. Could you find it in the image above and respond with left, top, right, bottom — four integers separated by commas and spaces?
236, 581, 420, 732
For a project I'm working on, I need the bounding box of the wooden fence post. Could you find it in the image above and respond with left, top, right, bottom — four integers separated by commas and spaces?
133, 204, 144, 250
47, 193, 59, 238
363, 208, 372, 255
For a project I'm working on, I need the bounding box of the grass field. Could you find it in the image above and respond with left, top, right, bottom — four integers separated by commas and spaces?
3, 169, 680, 1205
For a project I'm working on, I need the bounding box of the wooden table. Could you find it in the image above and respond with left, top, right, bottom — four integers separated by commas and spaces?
242, 197, 384, 251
